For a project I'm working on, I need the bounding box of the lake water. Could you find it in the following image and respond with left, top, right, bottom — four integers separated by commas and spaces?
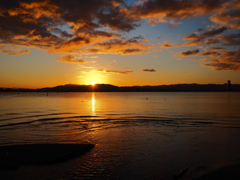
0, 92, 240, 179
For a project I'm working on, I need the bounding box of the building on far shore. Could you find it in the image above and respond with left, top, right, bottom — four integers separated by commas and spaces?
227, 80, 231, 91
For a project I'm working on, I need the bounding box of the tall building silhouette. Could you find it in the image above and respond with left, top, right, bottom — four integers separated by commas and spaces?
227, 80, 231, 91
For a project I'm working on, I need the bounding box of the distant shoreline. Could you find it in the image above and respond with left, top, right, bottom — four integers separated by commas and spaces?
1, 83, 240, 92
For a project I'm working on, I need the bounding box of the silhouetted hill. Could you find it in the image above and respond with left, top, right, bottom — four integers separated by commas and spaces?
0, 83, 240, 92
38, 84, 119, 92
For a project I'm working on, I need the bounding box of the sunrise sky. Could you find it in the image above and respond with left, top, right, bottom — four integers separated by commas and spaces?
0, 0, 240, 88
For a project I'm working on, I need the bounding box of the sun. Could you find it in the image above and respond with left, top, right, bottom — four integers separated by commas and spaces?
90, 81, 97, 85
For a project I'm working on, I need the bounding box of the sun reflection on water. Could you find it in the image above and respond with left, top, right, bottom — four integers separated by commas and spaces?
91, 92, 96, 116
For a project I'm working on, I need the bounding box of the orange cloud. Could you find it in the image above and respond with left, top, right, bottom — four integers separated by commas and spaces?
8, 49, 30, 55
128, 0, 225, 26
97, 69, 134, 74
210, 0, 240, 29
0, 45, 30, 55
161, 41, 173, 48
92, 39, 155, 55
58, 55, 87, 64
0, 0, 139, 56
0, 0, 239, 71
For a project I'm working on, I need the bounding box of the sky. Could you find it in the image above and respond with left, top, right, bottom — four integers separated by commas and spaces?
0, 0, 240, 88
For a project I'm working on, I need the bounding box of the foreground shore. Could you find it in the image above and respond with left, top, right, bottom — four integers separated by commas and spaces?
172, 163, 240, 179
0, 144, 95, 170
1, 143, 239, 179
193, 164, 240, 180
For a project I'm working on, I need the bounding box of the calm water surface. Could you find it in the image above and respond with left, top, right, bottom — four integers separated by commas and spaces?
0, 92, 240, 179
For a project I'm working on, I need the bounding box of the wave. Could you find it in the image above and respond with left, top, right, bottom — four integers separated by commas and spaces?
0, 112, 76, 121
0, 115, 98, 128
1, 113, 239, 130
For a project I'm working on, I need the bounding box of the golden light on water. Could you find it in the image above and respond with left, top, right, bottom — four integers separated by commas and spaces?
91, 93, 96, 116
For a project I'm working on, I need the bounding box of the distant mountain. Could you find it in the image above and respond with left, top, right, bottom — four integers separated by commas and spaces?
38, 84, 119, 92
1, 83, 240, 92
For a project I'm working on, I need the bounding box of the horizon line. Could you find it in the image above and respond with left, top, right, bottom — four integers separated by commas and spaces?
1, 82, 239, 90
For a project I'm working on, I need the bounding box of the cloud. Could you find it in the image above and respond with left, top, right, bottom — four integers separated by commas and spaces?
121, 48, 143, 55
204, 63, 240, 71
8, 49, 30, 55
200, 26, 228, 37
97, 69, 134, 74
161, 41, 173, 48
141, 69, 157, 72
210, 0, 240, 29
205, 38, 221, 45
92, 39, 155, 55
58, 55, 86, 64
176, 49, 223, 58
199, 51, 220, 56
175, 49, 200, 57
182, 26, 228, 46
0, 0, 141, 56
205, 47, 227, 51
128, 0, 226, 26
220, 32, 240, 46
175, 46, 240, 71
0, 0, 239, 72
129, 0, 238, 32
0, 45, 31, 55
180, 28, 240, 55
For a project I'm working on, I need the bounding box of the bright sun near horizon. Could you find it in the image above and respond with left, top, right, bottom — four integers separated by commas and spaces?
90, 81, 97, 85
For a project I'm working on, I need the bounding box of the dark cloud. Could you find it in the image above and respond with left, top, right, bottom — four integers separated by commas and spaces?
0, 0, 140, 55
0, 0, 239, 73
200, 51, 220, 56
207, 47, 226, 51
217, 50, 240, 64
132, 36, 144, 40
141, 69, 156, 72
183, 26, 228, 46
175, 47, 240, 71
205, 38, 221, 45
220, 32, 240, 46
60, 31, 73, 38
53, 0, 138, 31
204, 63, 240, 71
175, 49, 200, 56
201, 26, 228, 37
122, 48, 143, 55
197, 28, 204, 32
161, 41, 173, 48
129, 0, 225, 26
210, 0, 240, 29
